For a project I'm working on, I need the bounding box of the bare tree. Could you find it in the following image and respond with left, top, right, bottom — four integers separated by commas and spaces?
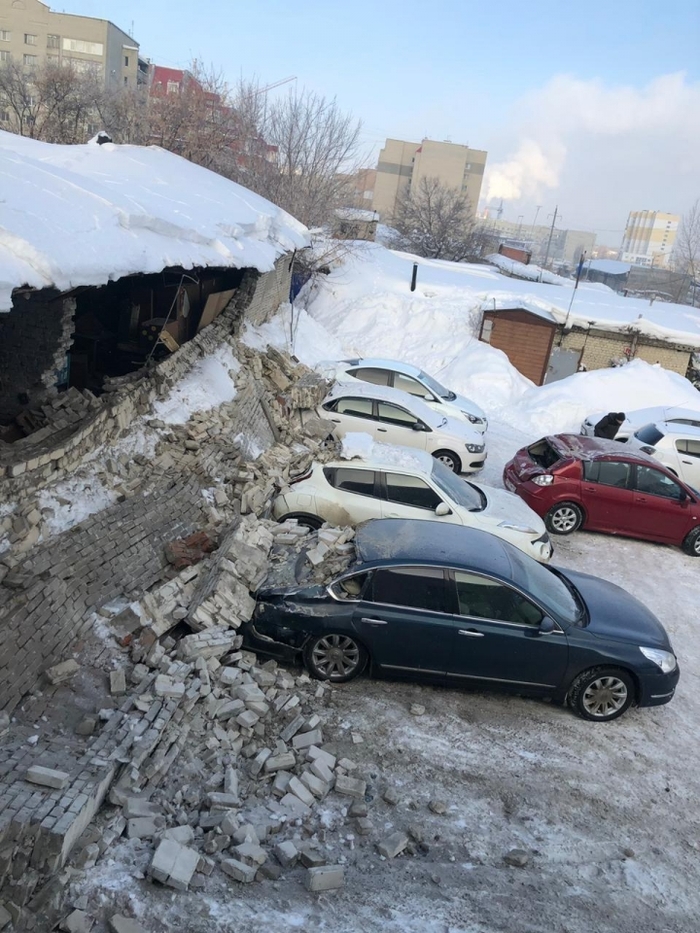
243, 88, 363, 228
0, 60, 100, 142
393, 176, 477, 262
675, 199, 700, 285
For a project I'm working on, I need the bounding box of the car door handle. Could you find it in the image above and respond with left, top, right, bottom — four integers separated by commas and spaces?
682, 460, 693, 465
331, 418, 341, 423
583, 486, 597, 493
377, 428, 387, 433
636, 495, 647, 502
458, 629, 485, 637
361, 617, 388, 625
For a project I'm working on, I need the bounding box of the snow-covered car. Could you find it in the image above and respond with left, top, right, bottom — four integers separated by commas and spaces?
317, 357, 487, 432
316, 383, 486, 473
273, 444, 552, 562
628, 421, 700, 489
580, 406, 700, 441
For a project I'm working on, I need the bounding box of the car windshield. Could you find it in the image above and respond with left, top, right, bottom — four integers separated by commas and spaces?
635, 424, 665, 445
431, 460, 485, 511
508, 549, 583, 625
419, 370, 453, 400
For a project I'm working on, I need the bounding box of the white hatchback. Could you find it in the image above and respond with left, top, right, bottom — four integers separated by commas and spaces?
273, 443, 552, 562
581, 406, 700, 441
316, 382, 486, 473
318, 357, 487, 432
628, 421, 700, 490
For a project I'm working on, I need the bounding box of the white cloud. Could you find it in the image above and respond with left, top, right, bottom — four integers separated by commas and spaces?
484, 72, 700, 233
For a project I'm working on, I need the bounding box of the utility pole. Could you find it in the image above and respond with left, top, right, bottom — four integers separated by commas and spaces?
541, 205, 559, 276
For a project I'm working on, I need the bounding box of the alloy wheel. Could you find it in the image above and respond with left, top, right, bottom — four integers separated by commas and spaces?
581, 675, 628, 718
551, 507, 579, 532
310, 634, 361, 680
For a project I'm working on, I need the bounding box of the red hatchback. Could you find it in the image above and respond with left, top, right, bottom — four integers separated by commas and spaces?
503, 434, 700, 555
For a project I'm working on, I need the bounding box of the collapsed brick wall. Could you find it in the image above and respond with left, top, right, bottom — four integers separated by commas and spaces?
0, 252, 294, 712
0, 475, 209, 713
0, 295, 75, 424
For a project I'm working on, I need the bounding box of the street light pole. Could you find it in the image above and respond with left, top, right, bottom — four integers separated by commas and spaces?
540, 205, 559, 280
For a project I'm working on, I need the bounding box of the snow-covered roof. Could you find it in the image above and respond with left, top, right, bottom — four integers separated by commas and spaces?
335, 208, 379, 222
584, 259, 631, 275
0, 130, 310, 312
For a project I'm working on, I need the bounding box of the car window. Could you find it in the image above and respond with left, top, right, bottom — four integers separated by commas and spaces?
455, 571, 543, 627
583, 460, 631, 488
634, 465, 684, 500
394, 373, 428, 397
326, 467, 376, 497
376, 401, 419, 427
635, 424, 665, 445
384, 473, 442, 510
431, 460, 484, 510
368, 566, 452, 613
676, 439, 700, 458
329, 572, 370, 601
350, 367, 390, 387
335, 397, 374, 419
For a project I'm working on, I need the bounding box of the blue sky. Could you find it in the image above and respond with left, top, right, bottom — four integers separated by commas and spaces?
57, 0, 700, 239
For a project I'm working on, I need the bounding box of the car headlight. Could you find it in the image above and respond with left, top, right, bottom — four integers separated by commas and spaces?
532, 474, 554, 486
465, 443, 485, 453
464, 412, 484, 425
639, 646, 677, 674
498, 521, 538, 535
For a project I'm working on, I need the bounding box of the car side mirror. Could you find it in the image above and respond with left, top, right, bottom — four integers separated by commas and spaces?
679, 488, 688, 502
435, 502, 451, 516
538, 617, 555, 634
423, 393, 434, 402
412, 422, 425, 431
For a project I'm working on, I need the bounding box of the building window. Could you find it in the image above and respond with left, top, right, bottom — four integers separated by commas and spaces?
0, 30, 11, 42
124, 55, 129, 66
47, 34, 60, 49
23, 54, 38, 67
167, 80, 179, 94
124, 76, 128, 85
24, 33, 37, 45
62, 38, 104, 56
47, 53, 58, 63
62, 57, 102, 75
0, 109, 10, 123
0, 50, 10, 63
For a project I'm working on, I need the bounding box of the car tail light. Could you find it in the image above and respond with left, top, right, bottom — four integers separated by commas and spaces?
532, 474, 554, 486
289, 467, 312, 485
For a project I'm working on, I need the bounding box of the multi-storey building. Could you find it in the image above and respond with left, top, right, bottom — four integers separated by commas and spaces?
0, 0, 139, 87
372, 137, 487, 220
620, 210, 679, 269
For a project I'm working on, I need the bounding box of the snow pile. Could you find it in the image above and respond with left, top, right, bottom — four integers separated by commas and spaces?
37, 475, 118, 536
0, 131, 309, 311
340, 433, 431, 472
500, 359, 700, 437
486, 253, 572, 286
152, 344, 240, 425
242, 305, 347, 369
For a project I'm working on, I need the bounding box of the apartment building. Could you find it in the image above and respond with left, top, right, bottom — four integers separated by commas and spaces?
372, 137, 487, 220
0, 0, 139, 87
620, 210, 679, 269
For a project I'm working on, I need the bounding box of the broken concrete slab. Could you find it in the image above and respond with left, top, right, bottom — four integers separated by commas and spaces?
45, 659, 80, 685
334, 774, 366, 799
377, 832, 409, 859
149, 839, 200, 891
108, 917, 149, 933
221, 858, 257, 884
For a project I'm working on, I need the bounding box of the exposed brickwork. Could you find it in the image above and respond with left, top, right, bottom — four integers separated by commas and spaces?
560, 328, 692, 375
0, 294, 75, 423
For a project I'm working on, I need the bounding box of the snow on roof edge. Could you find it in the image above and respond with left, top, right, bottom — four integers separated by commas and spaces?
0, 131, 310, 312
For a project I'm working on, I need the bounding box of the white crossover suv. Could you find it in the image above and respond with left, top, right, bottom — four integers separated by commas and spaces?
318, 357, 487, 432
628, 421, 700, 489
581, 406, 700, 441
316, 383, 486, 473
273, 443, 552, 562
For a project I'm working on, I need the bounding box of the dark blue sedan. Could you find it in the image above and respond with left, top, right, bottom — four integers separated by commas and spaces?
246, 520, 679, 722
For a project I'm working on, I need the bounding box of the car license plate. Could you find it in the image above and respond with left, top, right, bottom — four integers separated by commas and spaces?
505, 478, 515, 492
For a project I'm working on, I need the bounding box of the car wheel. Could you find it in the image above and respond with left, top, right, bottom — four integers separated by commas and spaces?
545, 502, 583, 535
432, 450, 462, 473
278, 512, 323, 531
682, 526, 700, 557
567, 667, 635, 722
303, 632, 368, 683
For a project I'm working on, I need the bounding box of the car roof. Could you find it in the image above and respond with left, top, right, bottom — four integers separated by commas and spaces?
324, 381, 442, 427
548, 434, 662, 465
355, 519, 515, 575
650, 420, 700, 439
322, 450, 435, 475
341, 358, 424, 379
